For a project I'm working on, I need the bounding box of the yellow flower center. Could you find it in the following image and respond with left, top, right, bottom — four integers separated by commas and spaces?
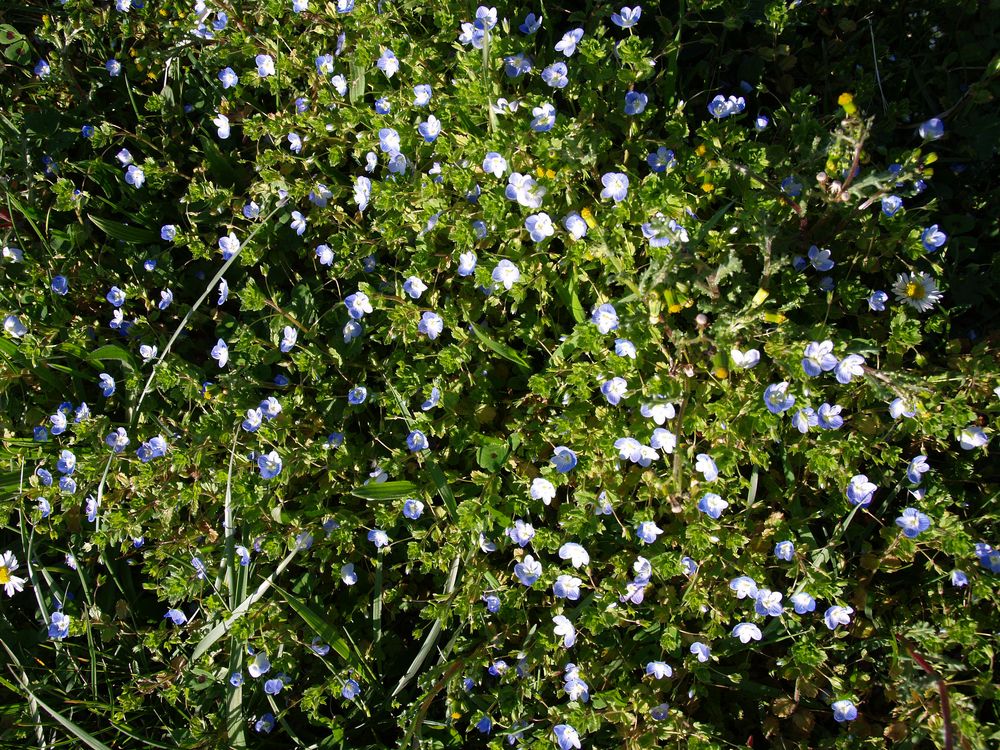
0, 566, 10, 585
905, 281, 926, 300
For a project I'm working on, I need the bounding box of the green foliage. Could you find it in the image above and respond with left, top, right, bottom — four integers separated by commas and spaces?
0, 1, 999, 749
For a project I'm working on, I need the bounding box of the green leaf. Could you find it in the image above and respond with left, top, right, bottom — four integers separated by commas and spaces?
87, 344, 136, 372
21, 689, 115, 750
271, 582, 371, 679
350, 480, 419, 500
468, 322, 531, 372
476, 438, 509, 473
88, 215, 160, 244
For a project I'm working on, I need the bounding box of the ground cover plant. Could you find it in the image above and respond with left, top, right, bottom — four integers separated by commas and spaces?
0, 0, 998, 747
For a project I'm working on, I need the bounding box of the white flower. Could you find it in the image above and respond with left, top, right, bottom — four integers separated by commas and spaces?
892, 272, 943, 313
0, 551, 26, 597
530, 477, 556, 505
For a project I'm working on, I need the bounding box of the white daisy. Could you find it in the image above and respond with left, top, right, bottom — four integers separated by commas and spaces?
0, 551, 26, 597
892, 272, 942, 313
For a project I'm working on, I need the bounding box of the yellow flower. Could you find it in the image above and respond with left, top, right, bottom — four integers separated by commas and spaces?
580, 207, 596, 228
701, 182, 714, 193
838, 92, 857, 115
695, 144, 707, 157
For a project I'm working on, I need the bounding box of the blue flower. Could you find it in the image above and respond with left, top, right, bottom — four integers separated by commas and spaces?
377, 49, 399, 78
34, 59, 50, 78
731, 622, 762, 643
504, 53, 533, 78
834, 354, 865, 384
279, 326, 298, 353
889, 398, 916, 420
636, 520, 662, 544
85, 495, 98, 522
421, 387, 441, 410
774, 540, 795, 561
895, 507, 931, 538
290, 211, 307, 235
406, 429, 428, 451
781, 176, 803, 197
553, 615, 576, 647
600, 172, 629, 202
418, 312, 444, 340
917, 118, 944, 140
600, 377, 628, 405
881, 195, 903, 217
229, 672, 243, 686
950, 570, 968, 587
697, 492, 727, 519
792, 407, 818, 434
541, 62, 569, 88
846, 474, 877, 506
612, 5, 642, 28
906, 455, 930, 485
255, 54, 275, 77
530, 102, 556, 132
482, 594, 500, 612
254, 713, 275, 734
823, 605, 853, 630
106, 286, 126, 307
475, 715, 492, 735
99, 373, 116, 397
614, 338, 636, 358
506, 519, 535, 547
690, 642, 711, 662
554, 724, 581, 750
763, 382, 794, 414
257, 450, 282, 479
694, 453, 719, 482
491, 259, 520, 289
218, 67, 238, 88
708, 94, 745, 119
555, 28, 584, 57
418, 115, 441, 142
368, 529, 390, 548
651, 703, 670, 720
519, 12, 542, 34
287, 132, 303, 153
807, 245, 834, 271
403, 499, 424, 520
354, 176, 372, 211
868, 290, 888, 311
817, 403, 844, 430
832, 699, 858, 722
647, 146, 676, 173
553, 574, 582, 600
348, 386, 367, 405
210, 339, 229, 368
590, 303, 619, 333
105, 427, 130, 453
340, 563, 358, 585
645, 661, 672, 679
263, 678, 283, 695
165, 608, 187, 625
550, 446, 577, 473
790, 592, 816, 614
623, 91, 647, 115
514, 555, 542, 586
413, 84, 432, 106
801, 340, 837, 376
754, 114, 769, 131
106, 59, 121, 76
482, 152, 507, 178
921, 224, 947, 252
345, 291, 373, 319
754, 589, 784, 617
48, 611, 70, 640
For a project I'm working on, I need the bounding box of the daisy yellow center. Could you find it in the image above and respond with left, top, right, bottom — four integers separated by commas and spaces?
0, 566, 10, 585
905, 281, 926, 300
